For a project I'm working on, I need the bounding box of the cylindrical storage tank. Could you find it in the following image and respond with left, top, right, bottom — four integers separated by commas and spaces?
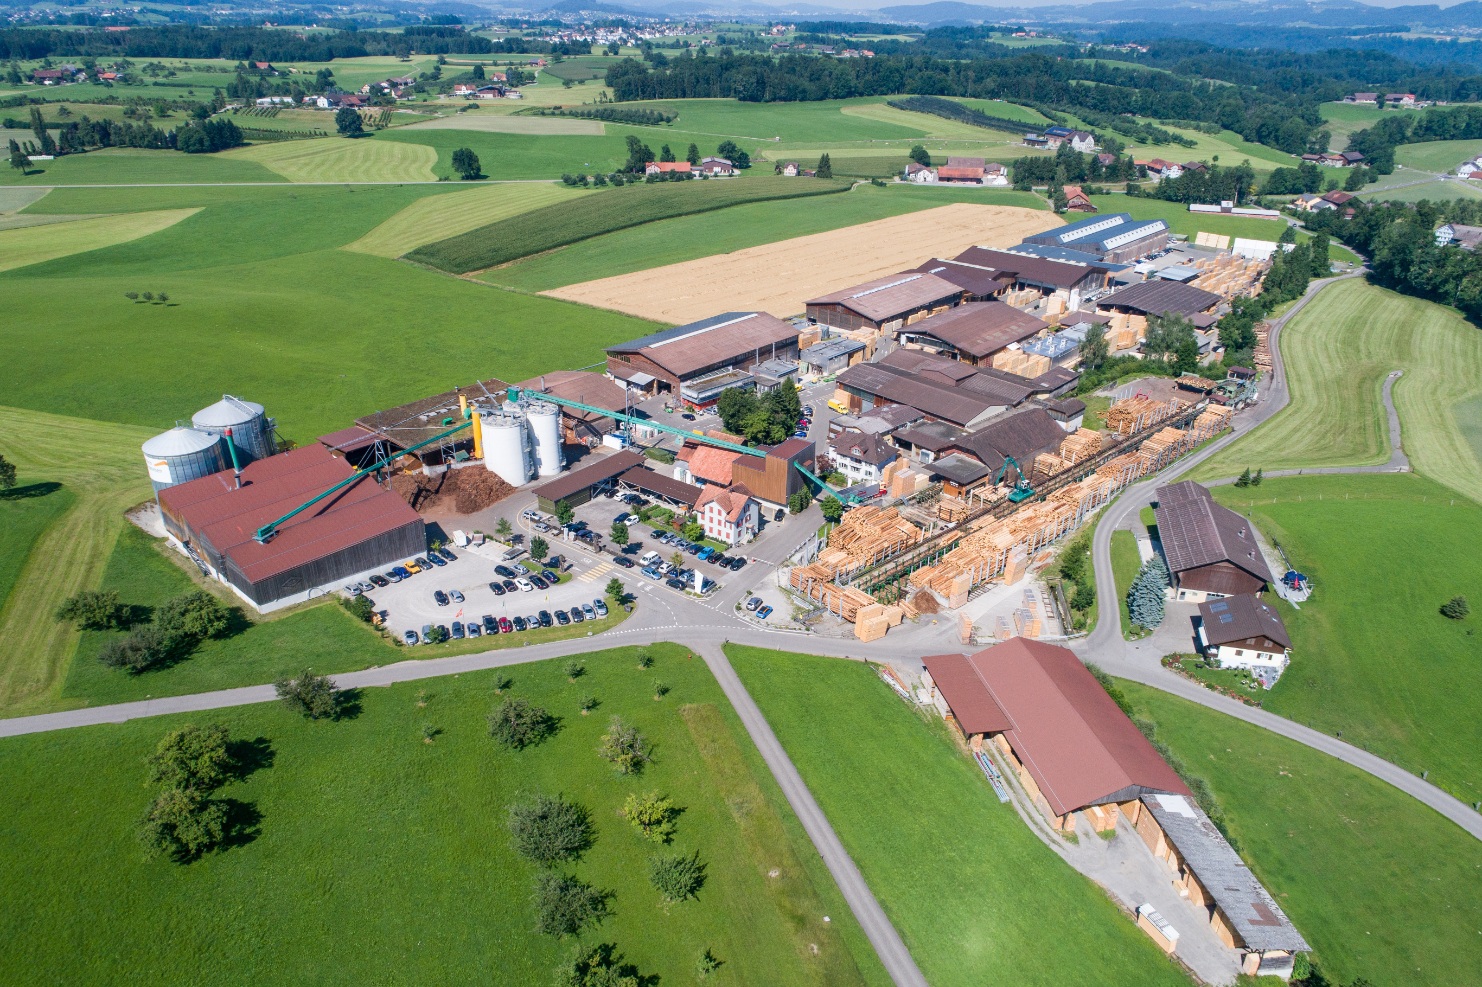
192, 395, 273, 462
478, 408, 533, 486
527, 401, 564, 477
142, 427, 227, 493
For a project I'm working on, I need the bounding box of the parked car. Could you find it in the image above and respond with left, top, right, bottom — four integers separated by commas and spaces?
450, 621, 465, 639
425, 553, 446, 568
403, 559, 422, 574
502, 579, 519, 594
498, 616, 513, 634
369, 574, 389, 588
697, 546, 714, 561
436, 625, 450, 640
541, 569, 559, 583
555, 609, 570, 625
665, 578, 687, 591
421, 623, 432, 641
642, 567, 663, 581
516, 577, 534, 592
570, 606, 583, 623
581, 604, 596, 620
622, 514, 642, 526
804, 405, 814, 416
757, 605, 773, 619
649, 529, 665, 541
526, 614, 540, 629
612, 555, 634, 568
614, 512, 631, 525
488, 581, 505, 596
433, 590, 449, 606
404, 629, 419, 645
466, 623, 480, 638
482, 615, 498, 635
521, 509, 540, 520
712, 554, 731, 567
514, 563, 531, 575
538, 610, 553, 628
793, 429, 808, 438
530, 575, 549, 590
414, 557, 433, 570
681, 412, 696, 421
512, 616, 527, 632
386, 569, 404, 583
727, 557, 747, 571
773, 509, 785, 522
593, 599, 608, 617
449, 589, 465, 603
494, 565, 516, 579
344, 584, 363, 597
746, 597, 762, 611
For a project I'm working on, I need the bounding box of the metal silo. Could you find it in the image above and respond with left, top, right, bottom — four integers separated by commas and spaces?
527, 401, 564, 477
477, 406, 534, 486
142, 427, 227, 493
191, 395, 275, 462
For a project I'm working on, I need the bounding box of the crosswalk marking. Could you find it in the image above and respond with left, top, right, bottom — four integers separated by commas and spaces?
577, 561, 614, 583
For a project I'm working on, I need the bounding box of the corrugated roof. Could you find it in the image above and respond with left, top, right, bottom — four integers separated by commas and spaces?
518, 370, 626, 423
1141, 794, 1310, 952
929, 639, 1191, 815
530, 450, 644, 503
317, 425, 381, 454
928, 453, 995, 485
806, 272, 964, 323
906, 301, 1049, 359
835, 363, 1002, 428
1154, 481, 1274, 584
879, 350, 1034, 407
912, 258, 1009, 298
618, 465, 701, 505
923, 653, 1012, 734
1199, 594, 1291, 649
355, 378, 508, 451
1099, 279, 1222, 318
607, 312, 798, 380
953, 247, 1105, 291
158, 445, 421, 584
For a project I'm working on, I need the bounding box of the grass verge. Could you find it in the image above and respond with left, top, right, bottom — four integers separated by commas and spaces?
725, 645, 1192, 987
1109, 528, 1146, 640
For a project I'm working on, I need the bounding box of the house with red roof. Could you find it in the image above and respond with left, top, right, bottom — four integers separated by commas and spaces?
645, 160, 692, 176
696, 484, 759, 546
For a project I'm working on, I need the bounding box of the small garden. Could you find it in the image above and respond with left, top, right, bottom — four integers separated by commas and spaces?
1161, 653, 1265, 706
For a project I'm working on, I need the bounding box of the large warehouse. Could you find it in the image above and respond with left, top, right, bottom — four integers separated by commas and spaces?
605, 312, 800, 402
158, 445, 426, 609
1021, 212, 1170, 263
805, 271, 965, 333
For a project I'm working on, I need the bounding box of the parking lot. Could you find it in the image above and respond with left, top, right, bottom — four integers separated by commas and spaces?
352, 543, 621, 644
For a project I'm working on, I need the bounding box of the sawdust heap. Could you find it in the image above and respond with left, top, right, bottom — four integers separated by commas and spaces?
391, 468, 514, 515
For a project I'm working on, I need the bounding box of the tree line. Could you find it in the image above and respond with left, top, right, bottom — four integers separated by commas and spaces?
1346, 103, 1482, 173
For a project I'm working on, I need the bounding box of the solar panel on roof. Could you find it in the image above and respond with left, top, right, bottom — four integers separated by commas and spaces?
1219, 614, 1235, 623
1209, 601, 1228, 612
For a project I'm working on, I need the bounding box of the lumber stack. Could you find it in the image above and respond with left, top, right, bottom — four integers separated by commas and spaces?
937, 496, 969, 523
1190, 405, 1232, 439
1058, 428, 1103, 464
1101, 394, 1179, 436
825, 505, 922, 570
1137, 426, 1194, 472
884, 461, 932, 499
1032, 452, 1070, 485
992, 346, 1052, 379
789, 564, 880, 622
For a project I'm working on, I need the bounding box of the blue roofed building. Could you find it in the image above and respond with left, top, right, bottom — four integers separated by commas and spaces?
1022, 213, 1170, 263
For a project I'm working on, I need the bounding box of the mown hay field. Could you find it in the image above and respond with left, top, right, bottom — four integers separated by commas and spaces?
345, 182, 592, 258
545, 203, 1058, 323
225, 137, 438, 183
0, 208, 199, 273
407, 176, 852, 273
1194, 279, 1482, 503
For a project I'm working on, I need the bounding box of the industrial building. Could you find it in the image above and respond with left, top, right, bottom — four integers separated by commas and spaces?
800, 337, 867, 378
157, 444, 425, 609
1155, 481, 1273, 601
805, 271, 965, 333
605, 312, 800, 403
346, 379, 510, 469
675, 432, 819, 510
143, 395, 277, 494
909, 258, 1010, 300
895, 301, 1049, 366
1098, 280, 1223, 322
529, 449, 647, 513
950, 247, 1108, 310
1022, 212, 1170, 263
514, 371, 630, 446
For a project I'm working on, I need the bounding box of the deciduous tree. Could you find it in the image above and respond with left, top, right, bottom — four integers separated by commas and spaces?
508, 793, 594, 865
648, 850, 707, 904
532, 871, 611, 938
597, 716, 652, 774
621, 790, 678, 843
55, 590, 127, 630
451, 146, 481, 179
335, 106, 363, 137
274, 669, 340, 719
488, 697, 557, 750
148, 722, 232, 791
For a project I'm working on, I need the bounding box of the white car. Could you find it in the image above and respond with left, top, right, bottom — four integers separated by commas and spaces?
639, 550, 661, 567
515, 577, 534, 592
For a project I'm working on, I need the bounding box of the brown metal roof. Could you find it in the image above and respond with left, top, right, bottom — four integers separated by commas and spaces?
530, 450, 644, 503
923, 653, 1011, 734
912, 259, 1009, 298
1099, 280, 1222, 318
606, 312, 799, 380
355, 378, 509, 451
158, 445, 422, 584
959, 407, 1069, 467
929, 639, 1192, 815
1154, 481, 1274, 584
906, 301, 1049, 359
953, 247, 1105, 291
836, 363, 1002, 428
317, 425, 381, 454
1199, 594, 1290, 649
517, 370, 626, 423
806, 272, 964, 323
618, 465, 702, 505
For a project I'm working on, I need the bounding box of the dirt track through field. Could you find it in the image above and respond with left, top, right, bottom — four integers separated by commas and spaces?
543, 203, 1058, 323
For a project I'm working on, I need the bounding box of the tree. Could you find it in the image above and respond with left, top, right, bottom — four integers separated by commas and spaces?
335, 106, 363, 137
686, 142, 700, 165
623, 134, 655, 172
554, 501, 575, 526
695, 948, 723, 979
471, 63, 485, 80
1051, 186, 1069, 213
609, 521, 629, 548
488, 697, 557, 750
648, 850, 707, 904
659, 143, 674, 162
669, 550, 684, 570
495, 517, 513, 540
621, 790, 678, 843
598, 716, 652, 774
1307, 232, 1330, 277
532, 871, 611, 938
274, 669, 340, 719
1252, 468, 1264, 486
1441, 595, 1470, 619
97, 623, 177, 673
605, 577, 625, 603
681, 519, 703, 542
909, 144, 931, 166
508, 793, 594, 865
155, 591, 230, 643
531, 536, 549, 562
1126, 557, 1170, 629
788, 489, 813, 514
564, 659, 584, 681
148, 723, 232, 791
1079, 324, 1109, 370
8, 147, 28, 174
819, 496, 844, 523
764, 377, 802, 429
138, 786, 227, 861
1234, 467, 1252, 488
0, 453, 14, 490
55, 590, 127, 630
340, 594, 374, 623
451, 146, 481, 180
816, 153, 832, 179
557, 943, 644, 987
425, 625, 449, 644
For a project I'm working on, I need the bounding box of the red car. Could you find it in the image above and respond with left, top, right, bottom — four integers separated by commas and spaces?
498, 616, 513, 634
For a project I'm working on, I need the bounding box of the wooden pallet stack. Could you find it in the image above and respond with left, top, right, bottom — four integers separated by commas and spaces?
1101, 394, 1179, 436
1058, 428, 1104, 464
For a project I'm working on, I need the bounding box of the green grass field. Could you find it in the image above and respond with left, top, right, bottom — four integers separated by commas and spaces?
1394, 138, 1482, 173
0, 208, 198, 272
1360, 177, 1482, 203
225, 137, 438, 183
1194, 280, 1482, 502
484, 183, 1046, 293
1208, 474, 1482, 804
0, 645, 882, 987
410, 176, 851, 274
726, 646, 1192, 987
0, 147, 286, 186
1120, 680, 1482, 986
1109, 529, 1143, 637
0, 479, 75, 617
345, 182, 590, 258
1320, 101, 1388, 149
0, 183, 659, 437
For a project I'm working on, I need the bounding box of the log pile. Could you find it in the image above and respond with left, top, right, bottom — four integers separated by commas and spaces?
1032, 452, 1070, 485
789, 564, 878, 621
1101, 394, 1180, 436
1252, 322, 1273, 374
1058, 428, 1104, 464
1189, 405, 1233, 439
823, 506, 922, 572
1188, 254, 1268, 300
937, 496, 970, 523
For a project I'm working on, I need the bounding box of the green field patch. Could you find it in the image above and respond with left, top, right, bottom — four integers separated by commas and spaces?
947, 97, 1053, 126
1088, 194, 1286, 241
1359, 177, 1482, 203
225, 137, 437, 183
1457, 393, 1482, 463
374, 126, 624, 179
611, 97, 926, 143
345, 182, 591, 258
410, 177, 851, 274
542, 56, 615, 82
400, 113, 605, 135
2, 644, 876, 986
726, 645, 1192, 987
0, 147, 286, 186
1209, 474, 1482, 803
0, 212, 98, 232
1109, 528, 1144, 638
483, 183, 1043, 293
1195, 280, 1482, 501
1120, 680, 1482, 987
0, 185, 47, 214
0, 208, 199, 272
1394, 138, 1482, 173
0, 480, 75, 618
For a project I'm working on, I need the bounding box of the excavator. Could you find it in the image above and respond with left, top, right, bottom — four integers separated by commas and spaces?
995, 455, 1035, 503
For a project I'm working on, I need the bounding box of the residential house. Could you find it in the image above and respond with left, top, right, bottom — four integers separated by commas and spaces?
828, 428, 899, 486
1197, 595, 1292, 686
1321, 190, 1354, 207
1436, 222, 1482, 248
1386, 93, 1417, 106
1141, 159, 1184, 181
696, 484, 759, 546
1069, 130, 1097, 152
1062, 185, 1096, 212
1292, 193, 1333, 213
700, 156, 734, 177
904, 162, 937, 183
780, 161, 800, 177
1154, 481, 1274, 601
645, 161, 692, 176
1097, 152, 1118, 167
31, 68, 71, 85
452, 84, 505, 99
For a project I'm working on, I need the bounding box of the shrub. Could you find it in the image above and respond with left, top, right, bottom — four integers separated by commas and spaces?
1441, 595, 1470, 620
695, 948, 722, 979
339, 594, 375, 623
622, 790, 678, 843
154, 591, 230, 642
274, 669, 340, 720
507, 794, 594, 865
532, 871, 611, 938
97, 623, 178, 673
488, 697, 557, 750
564, 659, 584, 681
55, 589, 128, 630
147, 723, 232, 791
648, 850, 707, 904
597, 716, 652, 774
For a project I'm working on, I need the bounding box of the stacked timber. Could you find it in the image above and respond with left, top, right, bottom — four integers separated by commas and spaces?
825, 506, 922, 571
789, 564, 879, 622
992, 346, 1052, 378
1058, 428, 1104, 464
1137, 427, 1194, 471
1101, 394, 1179, 436
937, 496, 970, 523
1032, 452, 1070, 485
1190, 405, 1233, 439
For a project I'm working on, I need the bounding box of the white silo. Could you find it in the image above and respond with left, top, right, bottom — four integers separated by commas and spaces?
142, 427, 227, 493
192, 395, 275, 462
479, 408, 534, 486
527, 401, 564, 477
